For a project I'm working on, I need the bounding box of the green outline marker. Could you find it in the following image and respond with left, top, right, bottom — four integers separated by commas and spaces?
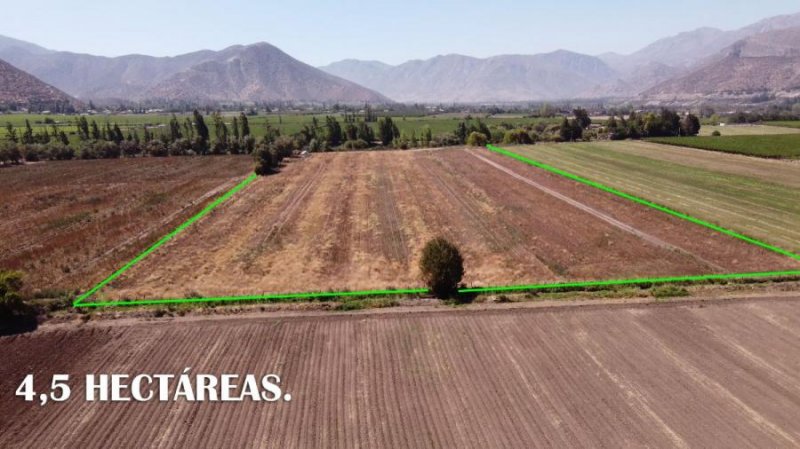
486, 144, 800, 262
74, 145, 800, 308
73, 173, 257, 306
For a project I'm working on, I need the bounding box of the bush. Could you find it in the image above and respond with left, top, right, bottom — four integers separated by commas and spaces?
47, 143, 74, 160
0, 271, 37, 335
502, 129, 535, 145
97, 141, 120, 159
120, 140, 141, 157
22, 145, 42, 162
652, 285, 690, 299
254, 147, 274, 176
711, 130, 722, 137
466, 132, 488, 147
342, 139, 369, 150
419, 237, 464, 299
145, 140, 168, 157
169, 138, 192, 156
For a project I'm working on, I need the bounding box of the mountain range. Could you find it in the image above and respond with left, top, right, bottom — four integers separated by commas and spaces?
0, 58, 77, 109
1, 10, 799, 105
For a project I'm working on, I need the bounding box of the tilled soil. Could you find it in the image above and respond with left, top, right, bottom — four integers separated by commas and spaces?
2, 297, 800, 448
103, 148, 797, 300
0, 156, 253, 293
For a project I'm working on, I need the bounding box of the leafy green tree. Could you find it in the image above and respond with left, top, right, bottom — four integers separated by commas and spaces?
193, 110, 210, 153
325, 116, 343, 147
419, 237, 464, 299
378, 117, 399, 146
254, 147, 274, 175
573, 108, 592, 129
466, 131, 488, 147
5, 123, 17, 143
680, 114, 701, 136
0, 271, 36, 334
239, 113, 250, 137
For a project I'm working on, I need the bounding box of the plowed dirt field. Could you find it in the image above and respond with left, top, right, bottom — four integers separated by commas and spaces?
100, 148, 798, 301
2, 297, 800, 448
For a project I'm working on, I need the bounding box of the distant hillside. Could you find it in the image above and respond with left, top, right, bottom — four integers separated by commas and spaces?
147, 43, 388, 103
0, 38, 387, 104
0, 58, 77, 109
599, 12, 800, 94
646, 27, 800, 99
321, 51, 618, 102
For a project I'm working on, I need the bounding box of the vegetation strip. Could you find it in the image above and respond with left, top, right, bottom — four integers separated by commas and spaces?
75, 146, 800, 308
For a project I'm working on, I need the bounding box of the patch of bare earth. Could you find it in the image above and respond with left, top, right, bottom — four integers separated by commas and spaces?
0, 157, 253, 293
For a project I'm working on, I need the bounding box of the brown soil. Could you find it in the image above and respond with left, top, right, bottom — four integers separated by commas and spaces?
0, 156, 254, 293
102, 148, 797, 300
2, 296, 799, 448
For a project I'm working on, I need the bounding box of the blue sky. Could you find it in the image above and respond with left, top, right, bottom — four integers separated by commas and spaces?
3, 0, 799, 66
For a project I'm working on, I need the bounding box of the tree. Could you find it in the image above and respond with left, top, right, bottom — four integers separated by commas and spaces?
680, 114, 701, 136
254, 147, 273, 175
378, 117, 399, 146
466, 131, 488, 147
419, 237, 464, 299
239, 112, 250, 137
193, 110, 209, 153
573, 108, 591, 129
325, 116, 343, 147
0, 271, 36, 334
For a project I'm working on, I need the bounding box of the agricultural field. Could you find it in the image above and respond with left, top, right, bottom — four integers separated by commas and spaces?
509, 141, 800, 254
0, 112, 559, 144
763, 120, 800, 129
0, 156, 253, 295
92, 147, 797, 302
646, 134, 800, 158
699, 124, 800, 136
3, 296, 800, 448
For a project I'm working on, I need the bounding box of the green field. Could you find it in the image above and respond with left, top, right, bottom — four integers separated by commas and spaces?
645, 134, 800, 158
512, 142, 800, 254
699, 124, 800, 136
0, 112, 562, 143
763, 120, 800, 129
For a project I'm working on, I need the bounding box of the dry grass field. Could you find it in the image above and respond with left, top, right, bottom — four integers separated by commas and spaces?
0, 157, 254, 294
2, 296, 800, 448
98, 148, 797, 301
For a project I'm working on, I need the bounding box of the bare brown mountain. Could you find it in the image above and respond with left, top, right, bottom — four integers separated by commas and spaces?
646, 27, 800, 99
320, 51, 618, 102
0, 58, 77, 108
146, 43, 388, 103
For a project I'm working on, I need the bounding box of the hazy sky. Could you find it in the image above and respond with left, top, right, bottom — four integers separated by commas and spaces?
3, 0, 799, 66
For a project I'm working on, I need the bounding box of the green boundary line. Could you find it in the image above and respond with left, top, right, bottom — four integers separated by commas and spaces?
74, 146, 800, 308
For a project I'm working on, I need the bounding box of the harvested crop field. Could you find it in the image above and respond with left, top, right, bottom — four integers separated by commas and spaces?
2, 296, 800, 448
101, 148, 797, 301
0, 156, 253, 293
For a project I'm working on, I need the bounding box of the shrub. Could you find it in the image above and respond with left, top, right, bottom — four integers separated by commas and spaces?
97, 141, 121, 159
254, 147, 274, 176
419, 237, 464, 299
502, 129, 535, 145
466, 132, 488, 147
47, 143, 74, 160
169, 138, 192, 156
0, 271, 37, 335
342, 139, 369, 150
145, 140, 168, 157
120, 140, 141, 157
711, 130, 722, 137
22, 144, 42, 162
652, 285, 690, 299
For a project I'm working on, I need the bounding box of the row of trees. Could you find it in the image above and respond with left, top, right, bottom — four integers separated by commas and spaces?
606, 109, 700, 139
